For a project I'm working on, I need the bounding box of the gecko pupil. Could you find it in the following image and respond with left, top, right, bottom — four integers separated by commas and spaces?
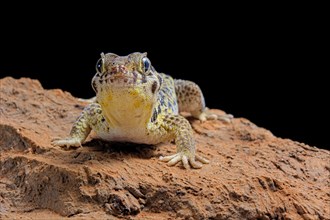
142, 57, 150, 73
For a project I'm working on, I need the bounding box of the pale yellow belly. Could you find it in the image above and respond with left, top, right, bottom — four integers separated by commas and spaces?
96, 126, 161, 145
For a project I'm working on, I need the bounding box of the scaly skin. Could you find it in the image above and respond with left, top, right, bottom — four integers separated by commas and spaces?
52, 52, 233, 169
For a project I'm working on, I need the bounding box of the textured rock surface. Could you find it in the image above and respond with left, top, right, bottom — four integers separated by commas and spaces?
0, 77, 329, 220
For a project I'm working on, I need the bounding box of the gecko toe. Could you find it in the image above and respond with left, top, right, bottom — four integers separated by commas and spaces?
195, 155, 210, 164
167, 155, 182, 166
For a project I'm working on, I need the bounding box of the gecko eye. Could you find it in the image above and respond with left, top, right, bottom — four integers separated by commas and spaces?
142, 57, 151, 73
96, 58, 103, 73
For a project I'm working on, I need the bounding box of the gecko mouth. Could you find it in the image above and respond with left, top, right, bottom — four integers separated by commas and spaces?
98, 74, 142, 86
110, 75, 134, 80
98, 71, 148, 85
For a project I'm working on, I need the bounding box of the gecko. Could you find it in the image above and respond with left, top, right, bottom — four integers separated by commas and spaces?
52, 52, 232, 169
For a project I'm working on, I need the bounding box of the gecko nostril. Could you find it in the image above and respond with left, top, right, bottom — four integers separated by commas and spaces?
119, 65, 126, 72
110, 66, 118, 75
111, 65, 127, 75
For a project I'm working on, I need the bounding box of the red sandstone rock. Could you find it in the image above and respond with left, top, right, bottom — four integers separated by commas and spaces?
0, 77, 329, 219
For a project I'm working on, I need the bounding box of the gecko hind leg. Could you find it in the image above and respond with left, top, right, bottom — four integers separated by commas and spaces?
174, 79, 233, 122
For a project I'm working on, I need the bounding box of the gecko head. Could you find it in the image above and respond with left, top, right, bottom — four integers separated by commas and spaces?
92, 52, 162, 97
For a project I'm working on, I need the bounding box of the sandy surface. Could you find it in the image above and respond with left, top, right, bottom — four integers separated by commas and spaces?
1, 77, 329, 219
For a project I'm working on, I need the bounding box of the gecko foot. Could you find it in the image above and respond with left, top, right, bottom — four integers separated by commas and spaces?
160, 152, 209, 169
51, 137, 82, 149
198, 108, 233, 123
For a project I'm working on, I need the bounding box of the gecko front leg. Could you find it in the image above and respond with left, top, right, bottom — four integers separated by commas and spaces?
52, 103, 103, 148
157, 114, 209, 169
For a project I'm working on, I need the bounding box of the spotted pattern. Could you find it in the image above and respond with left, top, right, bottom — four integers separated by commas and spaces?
52, 52, 222, 169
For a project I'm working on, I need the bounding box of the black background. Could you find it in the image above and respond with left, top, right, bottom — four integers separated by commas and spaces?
0, 6, 327, 149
